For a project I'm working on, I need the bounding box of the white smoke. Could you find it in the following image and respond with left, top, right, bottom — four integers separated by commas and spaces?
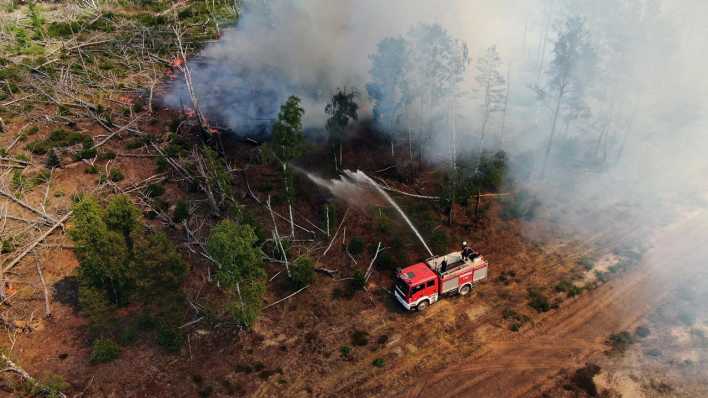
166, 0, 708, 243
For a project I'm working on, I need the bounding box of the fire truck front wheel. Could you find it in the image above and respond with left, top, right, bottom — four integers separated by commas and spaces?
416, 300, 429, 312
459, 284, 471, 296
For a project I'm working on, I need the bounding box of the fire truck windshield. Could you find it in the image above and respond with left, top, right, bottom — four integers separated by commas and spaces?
395, 278, 409, 297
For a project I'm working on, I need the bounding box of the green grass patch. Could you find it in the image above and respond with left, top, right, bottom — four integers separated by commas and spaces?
26, 129, 91, 155
90, 338, 121, 364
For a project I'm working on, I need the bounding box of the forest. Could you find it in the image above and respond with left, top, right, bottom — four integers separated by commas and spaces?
0, 0, 707, 397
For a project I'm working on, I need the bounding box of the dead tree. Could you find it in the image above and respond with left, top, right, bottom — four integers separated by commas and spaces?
172, 24, 207, 130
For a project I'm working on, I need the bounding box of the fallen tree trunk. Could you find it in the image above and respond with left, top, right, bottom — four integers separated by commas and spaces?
0, 352, 66, 398
2, 212, 72, 273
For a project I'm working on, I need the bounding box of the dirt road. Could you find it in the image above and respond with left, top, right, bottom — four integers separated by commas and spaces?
409, 210, 708, 398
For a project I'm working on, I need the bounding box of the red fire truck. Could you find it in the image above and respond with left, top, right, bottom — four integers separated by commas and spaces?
394, 250, 488, 311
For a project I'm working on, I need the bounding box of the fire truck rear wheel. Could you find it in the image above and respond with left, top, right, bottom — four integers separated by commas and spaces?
459, 284, 471, 296
416, 300, 429, 312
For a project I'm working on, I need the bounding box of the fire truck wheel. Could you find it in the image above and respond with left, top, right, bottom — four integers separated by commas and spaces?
459, 284, 471, 296
416, 300, 429, 312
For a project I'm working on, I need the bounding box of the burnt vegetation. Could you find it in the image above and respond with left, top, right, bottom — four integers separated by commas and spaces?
0, 0, 686, 396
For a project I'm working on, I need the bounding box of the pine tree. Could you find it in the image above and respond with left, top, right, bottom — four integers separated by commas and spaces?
272, 96, 305, 237
325, 89, 358, 170
46, 149, 60, 168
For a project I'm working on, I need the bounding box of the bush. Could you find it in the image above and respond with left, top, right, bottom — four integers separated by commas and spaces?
635, 325, 650, 338
47, 21, 81, 38
351, 330, 369, 346
173, 200, 189, 223
41, 373, 70, 397
347, 237, 364, 255
339, 345, 351, 359
70, 195, 188, 314
607, 331, 634, 353
528, 288, 551, 313
351, 270, 367, 291
157, 324, 183, 353
97, 150, 116, 161
207, 220, 265, 327
555, 280, 582, 297
90, 338, 120, 364
578, 256, 595, 271
46, 149, 60, 168
501, 190, 541, 221
290, 256, 315, 289
372, 358, 385, 368
145, 183, 165, 197
26, 129, 90, 155
155, 156, 168, 172
1, 239, 14, 254
109, 168, 124, 182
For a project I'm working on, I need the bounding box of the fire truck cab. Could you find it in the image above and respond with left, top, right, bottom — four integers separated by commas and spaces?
394, 250, 488, 311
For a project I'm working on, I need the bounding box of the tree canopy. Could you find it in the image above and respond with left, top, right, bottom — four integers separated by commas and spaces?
272, 95, 305, 164
207, 219, 265, 327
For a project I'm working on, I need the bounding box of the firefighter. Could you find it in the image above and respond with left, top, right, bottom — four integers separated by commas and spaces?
461, 241, 472, 259
440, 259, 448, 273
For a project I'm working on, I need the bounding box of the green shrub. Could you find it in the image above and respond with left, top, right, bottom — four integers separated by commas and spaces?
173, 200, 189, 223
155, 156, 168, 172
109, 168, 124, 182
347, 237, 364, 255
555, 280, 582, 297
75, 144, 97, 160
372, 358, 385, 368
528, 287, 551, 313
47, 21, 81, 38
145, 183, 165, 197
501, 190, 541, 221
595, 271, 610, 283
11, 169, 28, 191
351, 270, 367, 291
578, 256, 595, 271
207, 220, 266, 327
31, 169, 50, 186
157, 324, 183, 353
1, 239, 15, 254
290, 256, 315, 289
46, 149, 60, 168
97, 150, 116, 161
339, 345, 351, 359
118, 323, 139, 345
26, 129, 90, 155
607, 331, 634, 353
70, 195, 188, 307
90, 338, 120, 364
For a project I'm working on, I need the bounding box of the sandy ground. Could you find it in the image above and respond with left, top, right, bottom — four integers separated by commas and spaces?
406, 209, 708, 398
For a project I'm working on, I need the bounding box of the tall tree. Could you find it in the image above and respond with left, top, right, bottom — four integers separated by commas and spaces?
207, 220, 265, 328
325, 89, 358, 170
475, 45, 506, 158
538, 16, 596, 177
272, 96, 305, 237
367, 37, 408, 134
404, 23, 469, 162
